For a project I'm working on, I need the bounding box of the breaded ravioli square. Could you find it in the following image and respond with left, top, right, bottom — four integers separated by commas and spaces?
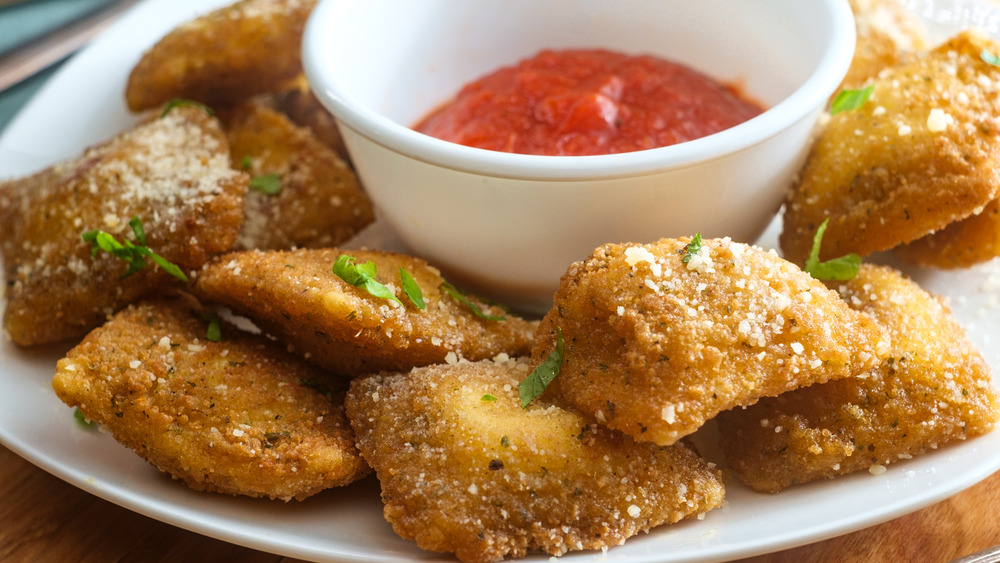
841, 0, 928, 91
531, 237, 891, 446
192, 248, 537, 376
345, 357, 725, 563
895, 199, 1000, 268
125, 0, 318, 111
221, 100, 373, 250
51, 294, 369, 501
781, 31, 1000, 266
717, 265, 1000, 493
0, 106, 246, 347
255, 78, 350, 161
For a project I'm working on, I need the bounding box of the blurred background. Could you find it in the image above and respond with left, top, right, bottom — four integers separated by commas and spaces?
0, 0, 121, 132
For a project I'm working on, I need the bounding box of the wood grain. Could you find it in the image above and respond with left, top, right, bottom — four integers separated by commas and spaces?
742, 469, 1000, 563
0, 446, 296, 563
3, 440, 1000, 562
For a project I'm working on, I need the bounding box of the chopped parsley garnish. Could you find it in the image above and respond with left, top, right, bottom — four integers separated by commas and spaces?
441, 282, 505, 321
400, 268, 426, 309
82, 216, 188, 282
830, 85, 875, 115
240, 155, 253, 170
481, 394, 498, 402
201, 311, 222, 342
249, 173, 282, 195
518, 327, 564, 408
682, 232, 703, 264
160, 98, 214, 118
73, 407, 97, 429
804, 218, 861, 281
332, 255, 402, 306
982, 49, 1000, 66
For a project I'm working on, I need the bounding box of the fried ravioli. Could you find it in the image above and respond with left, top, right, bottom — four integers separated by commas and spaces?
345, 357, 725, 563
717, 264, 1000, 493
841, 0, 928, 90
255, 79, 350, 162
781, 31, 1000, 266
894, 199, 1000, 268
51, 295, 369, 501
125, 0, 318, 111
222, 100, 373, 250
191, 248, 537, 377
0, 106, 246, 346
531, 237, 891, 446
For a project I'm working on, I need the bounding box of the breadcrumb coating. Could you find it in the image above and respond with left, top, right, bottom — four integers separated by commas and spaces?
841, 0, 928, 91
345, 357, 725, 563
0, 106, 246, 346
532, 237, 891, 446
254, 78, 351, 162
221, 100, 373, 250
717, 264, 1000, 493
51, 295, 369, 501
125, 0, 318, 111
781, 31, 1000, 265
895, 198, 1000, 268
192, 248, 537, 377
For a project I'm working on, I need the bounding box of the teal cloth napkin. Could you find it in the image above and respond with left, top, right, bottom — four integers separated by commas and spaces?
0, 0, 120, 133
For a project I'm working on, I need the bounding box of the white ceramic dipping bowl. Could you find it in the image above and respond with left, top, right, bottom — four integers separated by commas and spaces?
303, 0, 856, 313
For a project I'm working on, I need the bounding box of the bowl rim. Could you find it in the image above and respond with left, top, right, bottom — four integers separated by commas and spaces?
303, 0, 856, 181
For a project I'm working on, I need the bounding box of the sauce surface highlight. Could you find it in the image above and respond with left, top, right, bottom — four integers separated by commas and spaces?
414, 49, 765, 157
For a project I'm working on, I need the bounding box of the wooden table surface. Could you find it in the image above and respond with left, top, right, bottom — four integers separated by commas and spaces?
3, 441, 1000, 563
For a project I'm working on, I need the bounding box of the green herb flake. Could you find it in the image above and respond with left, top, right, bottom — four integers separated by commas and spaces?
500, 435, 510, 447
129, 215, 147, 243
199, 311, 223, 342
518, 327, 565, 408
204, 314, 222, 342
249, 173, 282, 195
160, 98, 214, 118
830, 84, 875, 115
332, 255, 402, 305
400, 268, 426, 309
73, 408, 97, 429
682, 232, 703, 264
240, 155, 253, 170
441, 282, 505, 321
982, 49, 1000, 66
481, 394, 498, 402
82, 216, 188, 282
804, 218, 861, 281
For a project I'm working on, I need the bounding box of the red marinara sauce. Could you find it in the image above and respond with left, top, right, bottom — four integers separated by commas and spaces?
414, 49, 765, 156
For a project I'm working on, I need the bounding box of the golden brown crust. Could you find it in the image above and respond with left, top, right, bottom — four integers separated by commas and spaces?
191, 248, 538, 377
530, 237, 891, 446
125, 0, 318, 111
345, 357, 725, 563
51, 295, 370, 501
781, 30, 1000, 265
894, 198, 1000, 268
0, 106, 247, 346
221, 100, 373, 250
841, 0, 928, 91
254, 78, 351, 162
717, 264, 1000, 493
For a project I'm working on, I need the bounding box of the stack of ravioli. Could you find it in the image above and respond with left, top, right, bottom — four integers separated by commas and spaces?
2, 1, 1000, 563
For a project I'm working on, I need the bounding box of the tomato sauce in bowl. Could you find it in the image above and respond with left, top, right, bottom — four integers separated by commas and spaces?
414, 49, 765, 156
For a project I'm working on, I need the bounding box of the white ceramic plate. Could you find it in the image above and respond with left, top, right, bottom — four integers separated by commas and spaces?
2, 0, 1000, 561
